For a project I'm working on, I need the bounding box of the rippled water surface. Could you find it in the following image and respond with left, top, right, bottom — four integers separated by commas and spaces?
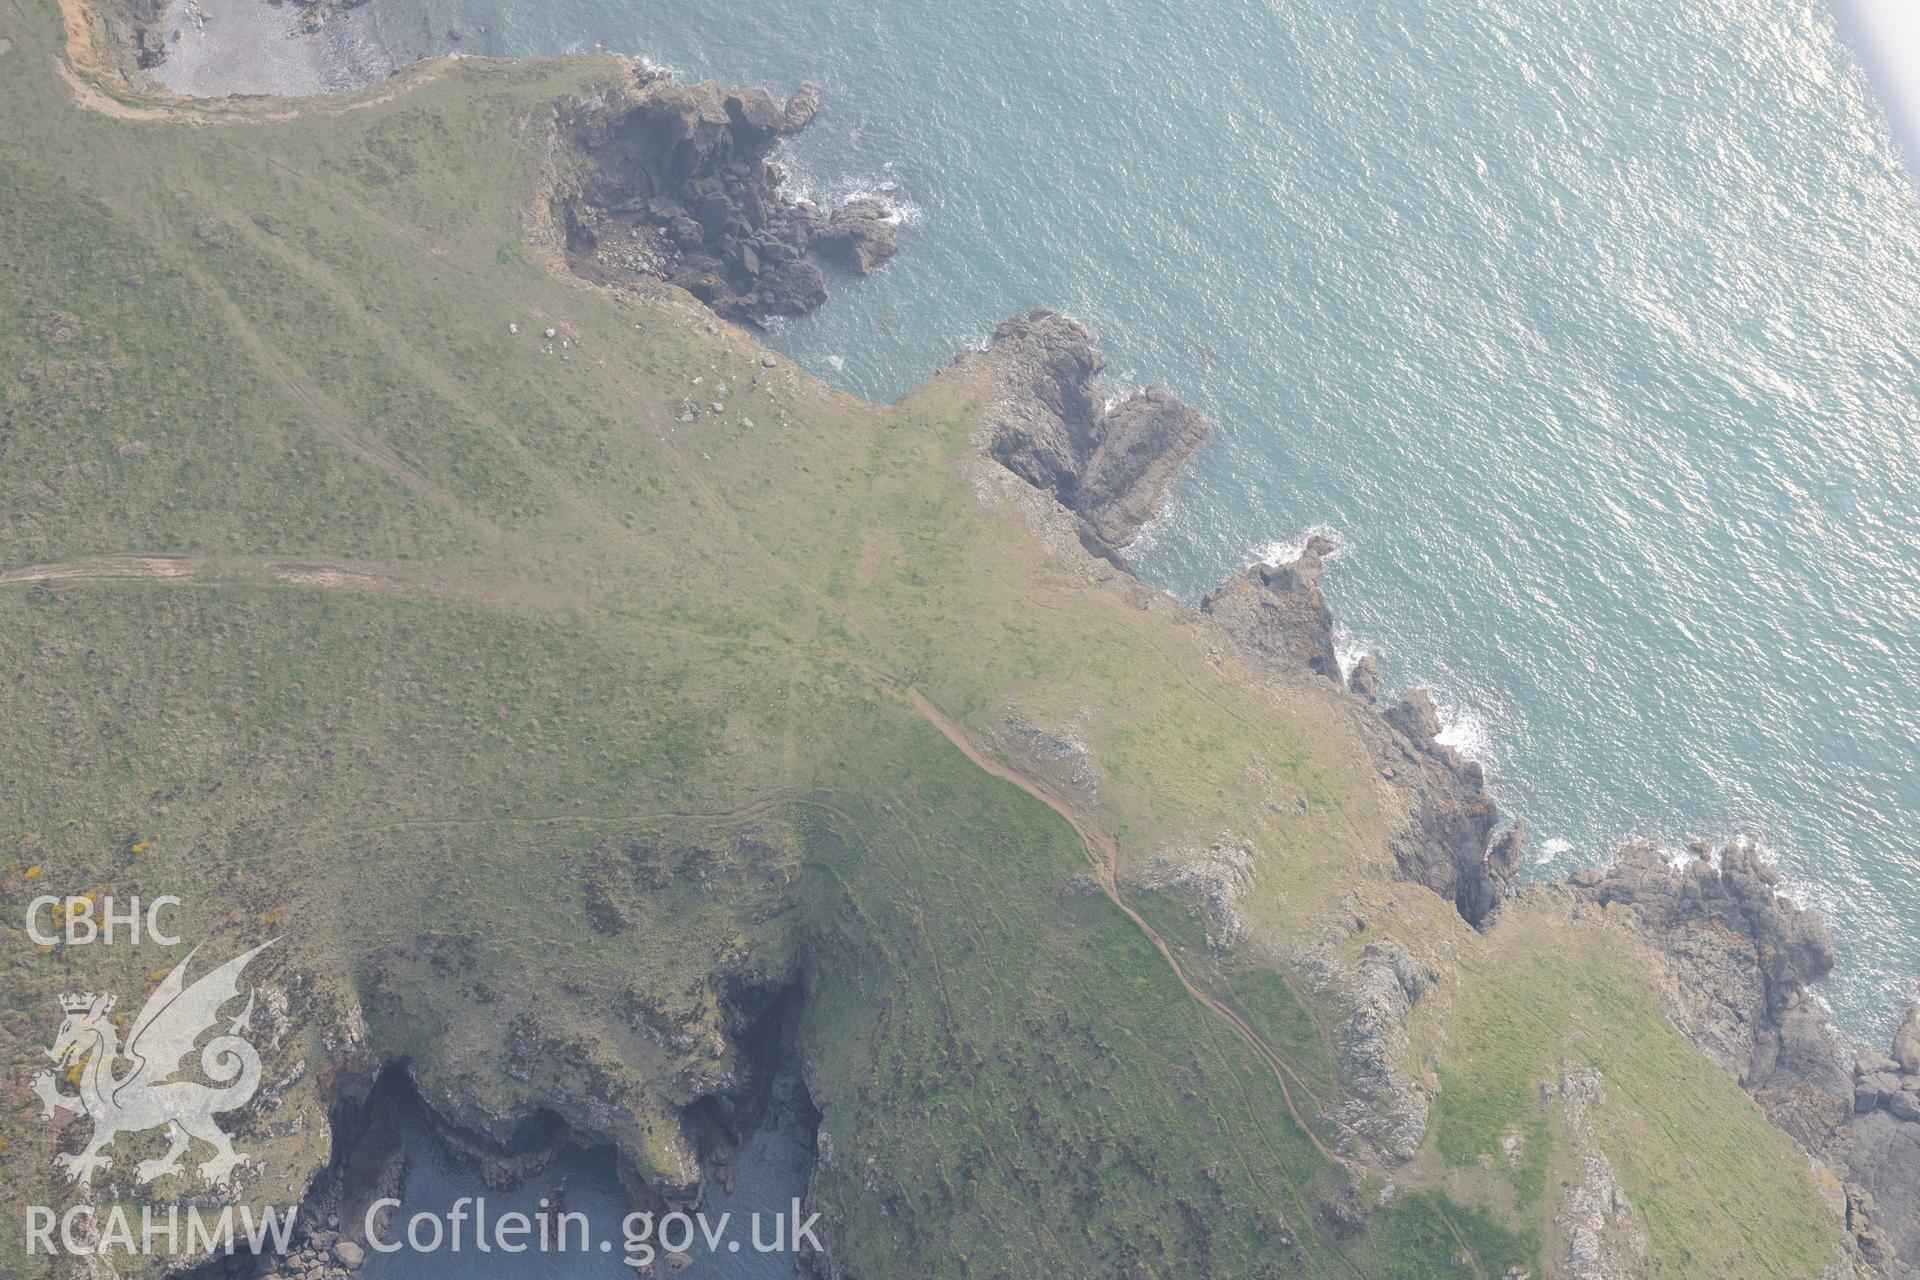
361, 0, 1918, 1039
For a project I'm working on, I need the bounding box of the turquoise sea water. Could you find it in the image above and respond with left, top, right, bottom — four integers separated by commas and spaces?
366, 0, 1917, 1042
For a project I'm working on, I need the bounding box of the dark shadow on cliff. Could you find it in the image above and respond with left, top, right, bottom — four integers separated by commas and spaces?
170, 981, 819, 1279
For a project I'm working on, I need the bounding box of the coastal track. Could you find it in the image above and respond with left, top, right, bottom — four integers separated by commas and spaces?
898, 687, 1350, 1167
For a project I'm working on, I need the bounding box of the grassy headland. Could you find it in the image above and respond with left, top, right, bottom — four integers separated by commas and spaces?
0, 5, 1856, 1276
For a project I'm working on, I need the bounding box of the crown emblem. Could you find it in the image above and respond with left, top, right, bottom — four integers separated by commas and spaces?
34, 941, 274, 1190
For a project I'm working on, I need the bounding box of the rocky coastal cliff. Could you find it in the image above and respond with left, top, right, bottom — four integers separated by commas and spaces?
1536, 844, 1920, 1276
551, 65, 897, 326
959, 309, 1211, 562
35, 17, 1910, 1273
959, 308, 1915, 1277
91, 0, 168, 68
1198, 537, 1523, 927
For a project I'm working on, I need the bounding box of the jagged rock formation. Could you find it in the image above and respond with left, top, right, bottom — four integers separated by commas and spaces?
780, 81, 823, 133
1196, 537, 1520, 926
1554, 840, 1918, 1277
1570, 838, 1841, 1093
1171, 492, 1907, 1268
1333, 939, 1438, 1163
1848, 1084, 1920, 1276
813, 197, 899, 273
1200, 535, 1342, 683
1142, 837, 1256, 954
1842, 1001, 1920, 1276
1548, 1063, 1650, 1280
1853, 1004, 1920, 1272
552, 68, 898, 326
955, 308, 1912, 1269
961, 315, 1517, 928
965, 309, 1210, 558
1346, 652, 1381, 704
286, 0, 375, 35
1372, 687, 1522, 926
1895, 1004, 1920, 1073
95, 0, 169, 69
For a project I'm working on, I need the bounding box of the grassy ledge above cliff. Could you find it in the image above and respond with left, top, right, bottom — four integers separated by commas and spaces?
0, 5, 1862, 1277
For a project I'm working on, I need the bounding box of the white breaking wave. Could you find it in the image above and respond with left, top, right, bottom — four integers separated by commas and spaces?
1334, 638, 1368, 682
1662, 841, 1703, 871
1102, 381, 1147, 414
1651, 834, 1819, 916
1248, 523, 1340, 568
1433, 702, 1490, 759
842, 189, 925, 227
1121, 512, 1164, 558
779, 152, 926, 227
1776, 852, 1840, 917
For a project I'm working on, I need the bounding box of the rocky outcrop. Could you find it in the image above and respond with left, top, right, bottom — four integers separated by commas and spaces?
963, 312, 1516, 926
780, 82, 824, 134
1849, 1106, 1920, 1275
1075, 387, 1210, 548
1557, 840, 1918, 1277
1333, 939, 1438, 1162
552, 69, 897, 327
1548, 1063, 1650, 1280
1346, 652, 1381, 704
965, 309, 1209, 557
999, 702, 1100, 801
1381, 687, 1442, 746
1321, 677, 1513, 927
1844, 1002, 1920, 1276
1200, 536, 1341, 683
95, 0, 170, 69
1142, 837, 1256, 954
1570, 838, 1841, 1094
1374, 688, 1519, 926
287, 0, 376, 35
1470, 823, 1527, 927
813, 197, 899, 274
1192, 535, 1519, 926
1895, 1005, 1920, 1075
954, 306, 1907, 1270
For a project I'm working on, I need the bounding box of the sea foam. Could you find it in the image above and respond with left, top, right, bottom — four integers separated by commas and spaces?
1433, 702, 1490, 760
1534, 836, 1573, 866
1248, 523, 1340, 568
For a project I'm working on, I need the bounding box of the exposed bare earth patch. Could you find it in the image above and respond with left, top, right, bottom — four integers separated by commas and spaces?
1, 553, 415, 594
0, 554, 199, 585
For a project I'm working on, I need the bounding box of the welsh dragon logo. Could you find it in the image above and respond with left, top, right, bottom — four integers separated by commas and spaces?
32, 941, 275, 1187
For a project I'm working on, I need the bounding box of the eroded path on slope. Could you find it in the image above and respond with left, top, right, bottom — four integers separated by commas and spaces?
895, 685, 1393, 1279
0, 553, 417, 591
899, 687, 1349, 1167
